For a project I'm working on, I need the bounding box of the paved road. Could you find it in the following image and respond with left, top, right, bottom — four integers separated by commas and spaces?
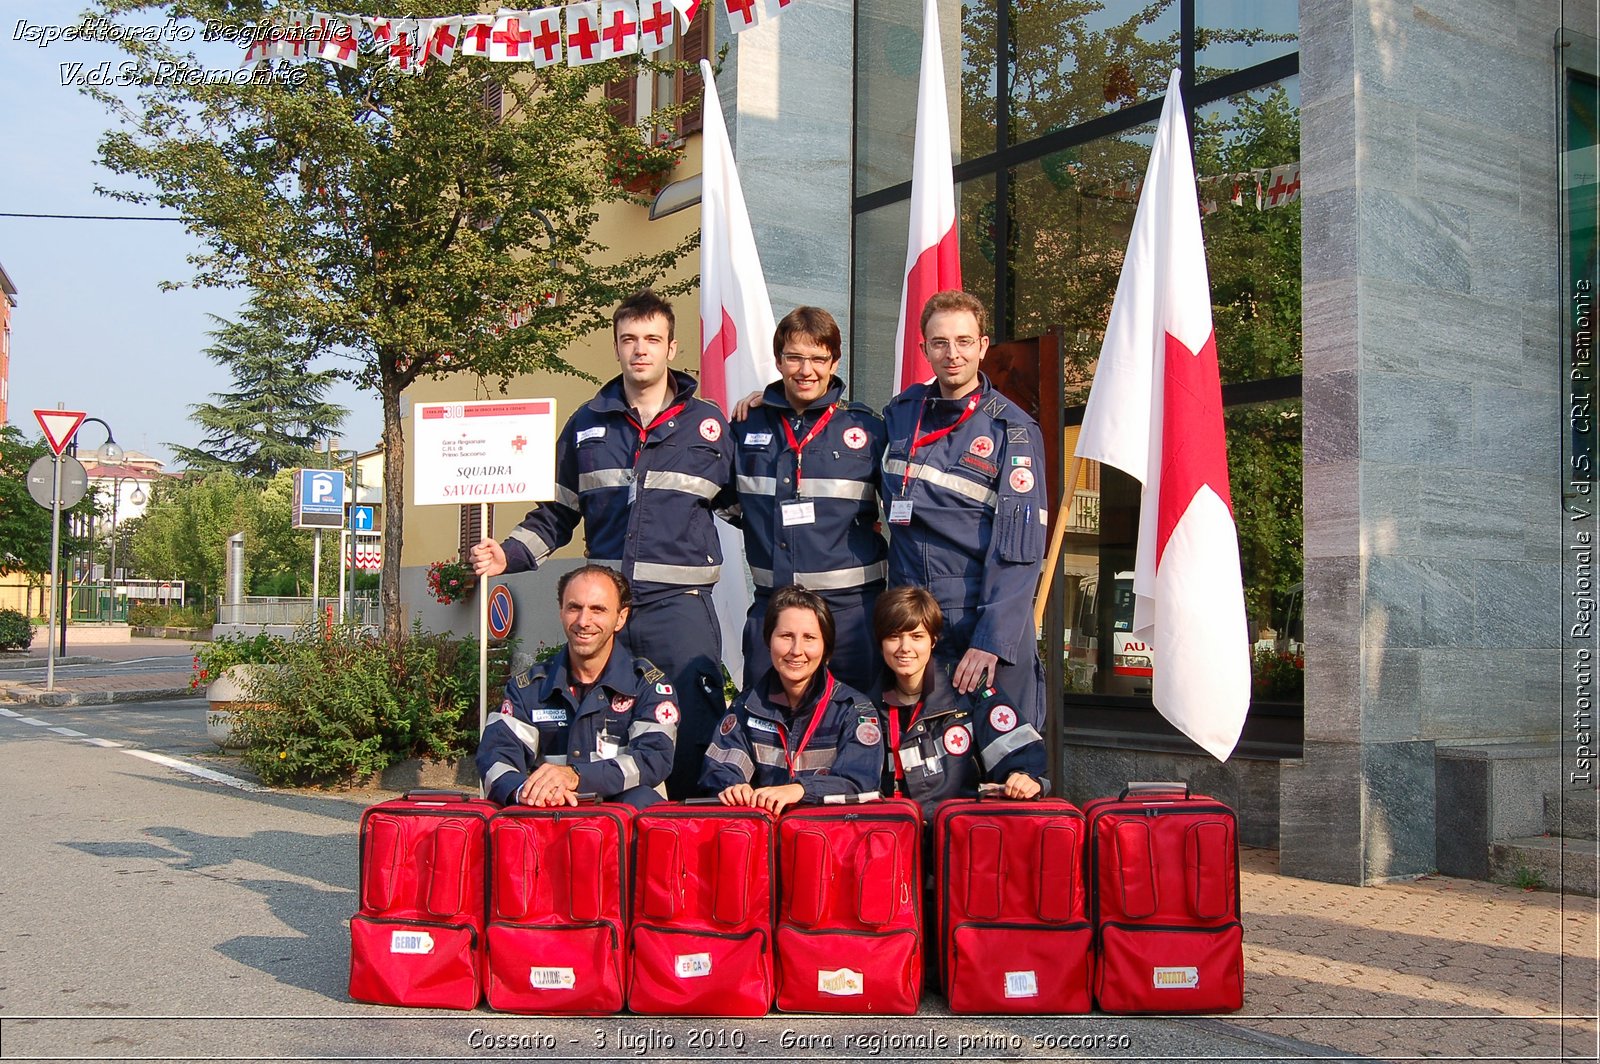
0, 700, 1332, 1063
0, 651, 196, 684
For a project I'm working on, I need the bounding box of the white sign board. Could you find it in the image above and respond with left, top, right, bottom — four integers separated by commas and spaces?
412, 399, 558, 506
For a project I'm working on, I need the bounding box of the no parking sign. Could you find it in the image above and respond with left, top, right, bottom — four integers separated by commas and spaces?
487, 584, 514, 641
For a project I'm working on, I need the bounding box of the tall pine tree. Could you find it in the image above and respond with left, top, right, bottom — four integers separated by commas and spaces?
171, 303, 349, 479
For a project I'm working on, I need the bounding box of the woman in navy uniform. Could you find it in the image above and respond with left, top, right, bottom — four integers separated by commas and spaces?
701, 585, 883, 812
872, 586, 1047, 818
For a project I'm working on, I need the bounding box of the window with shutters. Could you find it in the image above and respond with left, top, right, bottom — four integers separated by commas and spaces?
482, 78, 504, 122
459, 505, 493, 560
603, 13, 709, 139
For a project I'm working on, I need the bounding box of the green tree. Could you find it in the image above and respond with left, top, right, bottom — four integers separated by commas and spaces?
172, 301, 349, 478
0, 426, 97, 576
92, 2, 695, 640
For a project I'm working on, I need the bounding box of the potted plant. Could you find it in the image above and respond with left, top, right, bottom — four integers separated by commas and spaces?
426, 557, 477, 605
192, 632, 284, 749
604, 129, 683, 197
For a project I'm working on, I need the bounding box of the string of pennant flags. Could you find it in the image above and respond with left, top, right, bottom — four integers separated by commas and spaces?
239, 1, 801, 72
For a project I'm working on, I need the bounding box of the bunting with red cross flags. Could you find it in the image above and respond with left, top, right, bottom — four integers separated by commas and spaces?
490, 11, 534, 62
638, 0, 676, 54
669, 0, 702, 32
565, 2, 605, 66
418, 18, 461, 68
458, 14, 494, 57
314, 13, 361, 68
1074, 68, 1251, 763
528, 7, 565, 68
725, 0, 760, 32
598, 0, 640, 60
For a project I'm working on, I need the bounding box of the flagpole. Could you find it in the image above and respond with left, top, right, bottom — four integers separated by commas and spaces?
1034, 451, 1085, 631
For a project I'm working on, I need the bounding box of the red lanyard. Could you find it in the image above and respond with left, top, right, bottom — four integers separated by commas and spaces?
887, 699, 923, 781
900, 391, 982, 494
777, 673, 835, 776
625, 402, 687, 463
780, 405, 836, 492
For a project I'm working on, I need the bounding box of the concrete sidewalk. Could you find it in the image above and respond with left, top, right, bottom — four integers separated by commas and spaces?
0, 636, 201, 705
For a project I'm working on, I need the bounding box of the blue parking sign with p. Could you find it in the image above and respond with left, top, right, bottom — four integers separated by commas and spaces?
294, 469, 347, 529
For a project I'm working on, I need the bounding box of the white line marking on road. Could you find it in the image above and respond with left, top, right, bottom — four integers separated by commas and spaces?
82, 737, 123, 748
49, 726, 87, 737
19, 717, 50, 726
0, 707, 22, 717
123, 749, 265, 792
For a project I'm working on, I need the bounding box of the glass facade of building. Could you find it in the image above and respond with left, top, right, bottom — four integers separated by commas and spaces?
853, 1, 1303, 751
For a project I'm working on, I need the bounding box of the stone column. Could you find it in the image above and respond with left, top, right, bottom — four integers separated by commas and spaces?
1285, 0, 1565, 883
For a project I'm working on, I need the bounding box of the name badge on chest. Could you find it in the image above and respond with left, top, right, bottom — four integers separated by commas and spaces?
888, 499, 914, 525
597, 737, 620, 760
781, 500, 816, 526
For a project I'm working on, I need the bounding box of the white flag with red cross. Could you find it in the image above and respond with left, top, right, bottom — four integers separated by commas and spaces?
891, 0, 961, 394
598, 0, 641, 61
669, 0, 702, 31
490, 12, 534, 62
526, 7, 565, 67
388, 19, 422, 72
638, 0, 676, 54
458, 14, 495, 57
418, 18, 462, 68
697, 57, 777, 683
270, 10, 310, 60
314, 14, 361, 68
724, 0, 761, 33
1074, 68, 1250, 763
566, 3, 606, 65
760, 0, 797, 20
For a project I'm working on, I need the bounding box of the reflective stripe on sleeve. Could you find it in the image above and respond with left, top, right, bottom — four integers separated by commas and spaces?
749, 561, 888, 591
881, 459, 999, 508
631, 561, 721, 585
705, 744, 755, 779
507, 526, 553, 562
611, 752, 642, 790
979, 724, 1042, 768
737, 475, 778, 496
644, 470, 723, 499
483, 761, 519, 790
485, 714, 541, 755
794, 749, 839, 773
628, 720, 678, 740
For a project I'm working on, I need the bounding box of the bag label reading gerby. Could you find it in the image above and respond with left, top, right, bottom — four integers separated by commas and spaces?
817, 968, 864, 996
1152, 966, 1200, 989
1004, 970, 1040, 998
389, 930, 435, 955
675, 953, 713, 978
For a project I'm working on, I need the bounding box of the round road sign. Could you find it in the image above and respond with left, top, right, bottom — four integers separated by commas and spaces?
27, 454, 88, 510
487, 584, 514, 640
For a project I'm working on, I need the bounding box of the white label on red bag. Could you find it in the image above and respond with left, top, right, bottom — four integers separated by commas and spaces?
1005, 970, 1039, 998
817, 968, 864, 996
675, 953, 713, 978
529, 966, 577, 990
389, 930, 434, 954
1153, 966, 1200, 989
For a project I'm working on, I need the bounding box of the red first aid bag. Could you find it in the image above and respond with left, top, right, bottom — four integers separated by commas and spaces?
1084, 783, 1244, 1014
349, 790, 495, 1009
626, 804, 777, 1016
775, 800, 922, 1014
934, 797, 1092, 1013
485, 803, 634, 1015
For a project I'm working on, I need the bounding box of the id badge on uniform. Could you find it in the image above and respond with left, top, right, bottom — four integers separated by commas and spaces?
781, 500, 816, 526
597, 738, 620, 760
889, 499, 914, 525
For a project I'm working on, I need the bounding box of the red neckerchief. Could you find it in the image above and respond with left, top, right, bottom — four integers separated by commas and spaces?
776, 672, 836, 776
886, 698, 924, 781
900, 390, 982, 494
625, 401, 687, 463
780, 404, 836, 492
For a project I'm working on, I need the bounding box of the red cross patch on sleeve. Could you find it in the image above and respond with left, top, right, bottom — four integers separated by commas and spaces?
699, 418, 722, 442
989, 705, 1018, 733
656, 701, 680, 725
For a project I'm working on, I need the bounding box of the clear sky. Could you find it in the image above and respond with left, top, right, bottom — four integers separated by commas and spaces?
0, 4, 384, 468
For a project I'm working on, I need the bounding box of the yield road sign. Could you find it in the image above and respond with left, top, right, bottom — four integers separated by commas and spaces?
27, 454, 87, 509
349, 504, 375, 532
33, 409, 86, 456
487, 585, 514, 640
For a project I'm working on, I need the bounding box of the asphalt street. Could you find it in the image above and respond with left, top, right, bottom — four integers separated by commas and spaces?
0, 700, 1329, 1063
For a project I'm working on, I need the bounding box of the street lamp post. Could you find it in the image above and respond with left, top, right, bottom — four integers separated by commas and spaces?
63, 417, 122, 654
106, 475, 147, 608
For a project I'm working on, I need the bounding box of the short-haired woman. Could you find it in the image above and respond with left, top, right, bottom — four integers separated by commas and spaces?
701, 586, 884, 813
873, 586, 1047, 816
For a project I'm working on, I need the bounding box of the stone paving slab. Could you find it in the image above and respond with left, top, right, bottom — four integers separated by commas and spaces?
1235, 847, 1598, 1061
0, 670, 200, 705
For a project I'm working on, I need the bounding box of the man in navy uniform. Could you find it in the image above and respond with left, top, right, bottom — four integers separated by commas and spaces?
472, 290, 734, 798
476, 565, 677, 808
730, 306, 887, 694
880, 290, 1049, 728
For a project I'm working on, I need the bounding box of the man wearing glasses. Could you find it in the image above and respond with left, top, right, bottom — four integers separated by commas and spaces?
880, 290, 1048, 728
729, 306, 887, 693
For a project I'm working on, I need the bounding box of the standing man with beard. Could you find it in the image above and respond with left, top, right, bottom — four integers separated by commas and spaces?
880, 290, 1049, 729
472, 289, 734, 798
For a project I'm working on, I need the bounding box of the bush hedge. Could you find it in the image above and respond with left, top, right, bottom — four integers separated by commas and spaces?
0, 609, 34, 652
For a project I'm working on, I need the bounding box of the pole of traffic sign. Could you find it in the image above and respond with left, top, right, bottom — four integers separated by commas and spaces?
311, 529, 322, 626
479, 501, 490, 736
45, 456, 62, 692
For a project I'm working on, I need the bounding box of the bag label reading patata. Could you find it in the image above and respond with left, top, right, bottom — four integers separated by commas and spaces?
529, 967, 577, 990
389, 930, 435, 955
675, 953, 713, 978
817, 968, 865, 996
1153, 966, 1200, 989
1004, 970, 1040, 998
